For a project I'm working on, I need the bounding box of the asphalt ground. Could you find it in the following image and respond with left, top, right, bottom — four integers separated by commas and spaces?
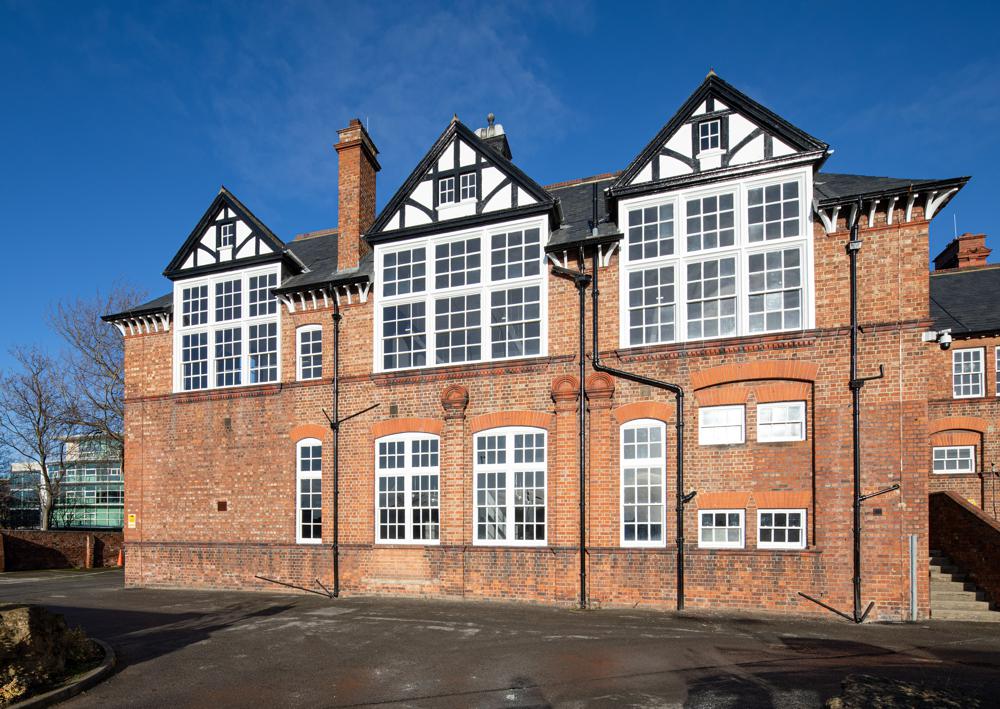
1, 568, 998, 708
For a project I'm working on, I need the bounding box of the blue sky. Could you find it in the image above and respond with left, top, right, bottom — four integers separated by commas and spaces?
1, 0, 998, 369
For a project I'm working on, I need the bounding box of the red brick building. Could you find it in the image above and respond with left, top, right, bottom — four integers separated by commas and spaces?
106, 75, 982, 621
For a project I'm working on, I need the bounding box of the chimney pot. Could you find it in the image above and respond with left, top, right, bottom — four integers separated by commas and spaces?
335, 118, 380, 271
933, 232, 991, 270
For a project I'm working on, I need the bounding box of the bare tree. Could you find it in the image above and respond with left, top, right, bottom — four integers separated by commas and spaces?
0, 347, 72, 530
49, 284, 145, 466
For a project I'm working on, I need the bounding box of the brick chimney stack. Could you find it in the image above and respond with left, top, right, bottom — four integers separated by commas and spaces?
933, 233, 992, 270
335, 118, 380, 271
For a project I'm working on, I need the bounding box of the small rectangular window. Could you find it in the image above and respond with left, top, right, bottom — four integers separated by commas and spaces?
686, 193, 735, 251
382, 302, 427, 370
434, 237, 481, 289
248, 322, 278, 383
757, 401, 806, 442
215, 279, 242, 322
628, 266, 675, 346
460, 172, 476, 201
214, 327, 242, 387
490, 228, 541, 281
687, 257, 737, 340
933, 446, 975, 474
297, 327, 322, 380
699, 509, 744, 549
758, 509, 806, 549
248, 273, 277, 317
748, 248, 802, 333
219, 222, 235, 248
181, 333, 208, 391
627, 204, 675, 261
439, 176, 456, 204
181, 285, 208, 327
382, 247, 427, 298
699, 120, 720, 152
748, 181, 800, 242
698, 405, 745, 445
490, 285, 541, 359
953, 348, 984, 398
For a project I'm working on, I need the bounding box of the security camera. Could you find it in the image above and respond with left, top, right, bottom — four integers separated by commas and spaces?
939, 331, 952, 350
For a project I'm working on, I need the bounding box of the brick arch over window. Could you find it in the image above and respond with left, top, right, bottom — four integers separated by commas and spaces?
468, 411, 553, 433
290, 423, 327, 443
371, 418, 444, 439
613, 401, 672, 425
690, 360, 818, 390
930, 431, 980, 447
928, 416, 988, 436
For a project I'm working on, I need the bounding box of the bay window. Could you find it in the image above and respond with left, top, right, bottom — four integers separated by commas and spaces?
375, 219, 546, 372
620, 171, 811, 348
173, 265, 281, 392
473, 427, 547, 545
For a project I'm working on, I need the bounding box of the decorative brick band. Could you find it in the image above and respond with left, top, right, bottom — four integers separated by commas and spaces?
612, 401, 672, 425
372, 417, 444, 438
930, 431, 980, 447
697, 491, 752, 509
690, 360, 819, 390
755, 381, 811, 403
468, 410, 553, 433
694, 387, 749, 407
928, 416, 989, 435
753, 490, 811, 509
289, 423, 327, 442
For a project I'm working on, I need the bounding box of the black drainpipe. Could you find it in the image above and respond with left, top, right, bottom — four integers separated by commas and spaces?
551, 251, 591, 610
331, 296, 342, 597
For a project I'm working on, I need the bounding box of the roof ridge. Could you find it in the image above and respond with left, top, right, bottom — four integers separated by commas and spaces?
544, 172, 621, 190
293, 228, 339, 241
930, 263, 1000, 276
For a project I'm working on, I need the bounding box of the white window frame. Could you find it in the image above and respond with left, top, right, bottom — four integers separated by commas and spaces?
296, 325, 323, 381
757, 508, 807, 550
757, 401, 806, 442
620, 419, 667, 548
296, 438, 322, 545
438, 176, 456, 204
472, 426, 547, 547
460, 172, 477, 201
932, 445, 976, 474
952, 347, 984, 398
618, 167, 814, 349
996, 347, 1000, 396
172, 263, 282, 393
698, 405, 745, 445
374, 432, 441, 545
698, 119, 721, 154
373, 216, 549, 373
698, 509, 745, 549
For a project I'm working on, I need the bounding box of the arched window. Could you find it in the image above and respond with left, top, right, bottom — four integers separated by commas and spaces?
296, 438, 322, 544
620, 419, 666, 547
297, 325, 323, 381
473, 427, 547, 546
375, 433, 440, 543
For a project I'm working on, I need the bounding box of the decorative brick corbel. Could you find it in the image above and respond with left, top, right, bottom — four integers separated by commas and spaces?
551, 374, 580, 413
585, 372, 615, 409
441, 384, 469, 420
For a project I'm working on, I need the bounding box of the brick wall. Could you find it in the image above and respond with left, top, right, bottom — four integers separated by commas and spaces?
121, 209, 934, 620
929, 491, 1000, 606
0, 530, 123, 571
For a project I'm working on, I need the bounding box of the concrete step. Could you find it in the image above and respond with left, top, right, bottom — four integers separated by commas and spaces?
932, 598, 993, 612
929, 563, 961, 575
931, 570, 969, 582
932, 609, 1000, 622
932, 589, 989, 603
931, 581, 979, 594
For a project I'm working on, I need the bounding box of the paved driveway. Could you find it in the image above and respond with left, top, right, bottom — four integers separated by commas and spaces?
2, 568, 998, 707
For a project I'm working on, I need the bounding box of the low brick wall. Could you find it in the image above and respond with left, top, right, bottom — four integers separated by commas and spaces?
930, 491, 1000, 606
0, 530, 124, 571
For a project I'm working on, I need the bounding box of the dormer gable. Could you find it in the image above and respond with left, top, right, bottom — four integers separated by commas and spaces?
366, 118, 557, 243
163, 187, 301, 280
610, 74, 829, 198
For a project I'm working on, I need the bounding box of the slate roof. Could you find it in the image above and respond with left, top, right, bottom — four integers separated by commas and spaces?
546, 174, 622, 251
930, 266, 1000, 335
814, 173, 969, 205
103, 292, 174, 321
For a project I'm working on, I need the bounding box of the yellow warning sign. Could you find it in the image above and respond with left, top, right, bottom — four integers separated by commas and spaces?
127, 513, 136, 529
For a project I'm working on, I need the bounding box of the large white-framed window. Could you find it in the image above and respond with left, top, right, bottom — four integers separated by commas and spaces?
375, 433, 440, 544
932, 445, 976, 474
296, 438, 322, 544
698, 405, 745, 445
620, 419, 666, 547
473, 426, 547, 546
698, 509, 745, 549
297, 325, 323, 381
618, 167, 813, 348
757, 509, 806, 550
757, 401, 806, 442
952, 348, 984, 398
374, 217, 548, 373
172, 264, 281, 392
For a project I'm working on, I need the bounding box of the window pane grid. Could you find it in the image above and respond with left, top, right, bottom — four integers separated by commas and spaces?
757, 401, 806, 442
699, 510, 744, 548
686, 193, 735, 252
952, 349, 983, 398
298, 328, 322, 380
383, 302, 427, 370
248, 322, 277, 383
933, 446, 975, 473
434, 238, 481, 290
491, 229, 541, 281
182, 333, 208, 391
475, 429, 547, 545
383, 248, 427, 298
748, 181, 800, 242
699, 405, 744, 445
182, 285, 208, 327
628, 266, 675, 346
622, 423, 665, 545
758, 509, 805, 549
491, 286, 541, 359
376, 436, 440, 543
699, 120, 720, 151
297, 442, 322, 543
215, 279, 242, 321
627, 204, 675, 261
460, 172, 476, 201
687, 257, 736, 339
248, 273, 277, 317
749, 248, 801, 333
435, 294, 482, 364
439, 177, 455, 204
214, 327, 242, 387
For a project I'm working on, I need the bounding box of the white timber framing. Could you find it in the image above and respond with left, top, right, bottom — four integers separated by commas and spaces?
112, 312, 172, 336
812, 189, 958, 235
276, 282, 370, 313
